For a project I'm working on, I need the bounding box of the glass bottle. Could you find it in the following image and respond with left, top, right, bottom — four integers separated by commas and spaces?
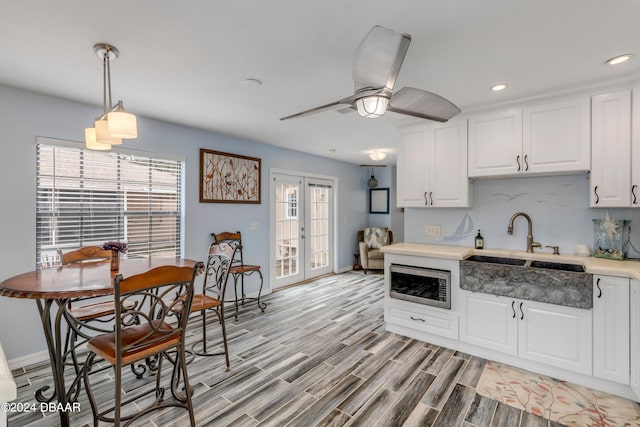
475, 230, 484, 249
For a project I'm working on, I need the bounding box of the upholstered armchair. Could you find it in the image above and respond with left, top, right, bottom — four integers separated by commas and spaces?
358, 227, 393, 274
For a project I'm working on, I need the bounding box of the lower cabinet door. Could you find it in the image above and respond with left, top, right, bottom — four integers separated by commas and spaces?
518, 300, 592, 374
631, 280, 640, 400
460, 292, 518, 356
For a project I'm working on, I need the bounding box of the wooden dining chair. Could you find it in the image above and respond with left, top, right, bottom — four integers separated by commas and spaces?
212, 231, 267, 320
83, 262, 202, 427
190, 242, 235, 368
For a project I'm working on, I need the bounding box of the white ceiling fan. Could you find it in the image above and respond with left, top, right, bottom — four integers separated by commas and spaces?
280, 25, 461, 122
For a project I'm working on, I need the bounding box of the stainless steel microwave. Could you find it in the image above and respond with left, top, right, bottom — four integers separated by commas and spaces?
389, 264, 451, 309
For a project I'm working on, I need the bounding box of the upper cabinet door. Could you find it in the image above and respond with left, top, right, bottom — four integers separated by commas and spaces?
523, 97, 591, 174
468, 109, 522, 177
591, 90, 631, 207
632, 87, 640, 207
429, 118, 471, 207
397, 127, 429, 207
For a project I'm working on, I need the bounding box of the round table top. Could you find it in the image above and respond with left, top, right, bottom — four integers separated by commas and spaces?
0, 257, 200, 299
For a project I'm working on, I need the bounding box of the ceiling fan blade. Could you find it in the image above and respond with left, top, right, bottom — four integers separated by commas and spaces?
388, 87, 461, 122
280, 99, 352, 121
353, 25, 411, 93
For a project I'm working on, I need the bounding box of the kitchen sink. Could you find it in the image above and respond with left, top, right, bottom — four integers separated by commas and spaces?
464, 255, 526, 266
460, 254, 592, 308
528, 260, 585, 272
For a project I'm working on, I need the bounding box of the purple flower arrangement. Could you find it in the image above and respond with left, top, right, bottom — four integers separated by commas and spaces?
102, 241, 128, 253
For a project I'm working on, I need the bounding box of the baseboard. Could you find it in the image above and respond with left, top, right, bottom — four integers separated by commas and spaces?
8, 350, 49, 371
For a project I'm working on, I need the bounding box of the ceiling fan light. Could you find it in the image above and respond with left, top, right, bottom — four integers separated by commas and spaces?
356, 95, 389, 118
107, 101, 138, 138
85, 127, 111, 151
369, 151, 387, 161
95, 119, 122, 145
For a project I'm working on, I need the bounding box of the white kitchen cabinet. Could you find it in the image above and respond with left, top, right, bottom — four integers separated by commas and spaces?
590, 90, 632, 207
468, 109, 522, 177
630, 280, 640, 399
593, 276, 630, 384
397, 119, 470, 207
468, 98, 590, 178
460, 291, 592, 374
523, 97, 591, 174
459, 292, 517, 355
518, 299, 592, 375
632, 87, 640, 207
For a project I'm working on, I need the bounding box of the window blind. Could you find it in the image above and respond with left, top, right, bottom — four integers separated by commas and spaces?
36, 143, 184, 268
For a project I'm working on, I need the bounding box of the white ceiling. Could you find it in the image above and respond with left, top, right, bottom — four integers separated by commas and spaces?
2, 0, 640, 165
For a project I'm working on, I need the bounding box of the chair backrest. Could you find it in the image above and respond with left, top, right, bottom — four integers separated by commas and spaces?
212, 231, 245, 267
202, 242, 236, 299
61, 246, 112, 265
358, 228, 393, 248
113, 263, 202, 360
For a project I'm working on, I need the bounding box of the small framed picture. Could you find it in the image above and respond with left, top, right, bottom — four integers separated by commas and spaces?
369, 188, 389, 214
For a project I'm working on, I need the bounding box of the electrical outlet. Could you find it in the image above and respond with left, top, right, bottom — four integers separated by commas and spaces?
425, 225, 441, 236
250, 222, 259, 230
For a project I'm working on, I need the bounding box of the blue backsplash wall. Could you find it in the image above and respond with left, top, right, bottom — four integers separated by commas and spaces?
404, 174, 640, 258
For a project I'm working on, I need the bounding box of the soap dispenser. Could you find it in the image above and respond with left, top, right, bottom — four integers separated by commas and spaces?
475, 230, 484, 249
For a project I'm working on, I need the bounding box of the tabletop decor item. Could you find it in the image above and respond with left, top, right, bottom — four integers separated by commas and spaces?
102, 241, 128, 270
593, 211, 630, 260
200, 149, 261, 204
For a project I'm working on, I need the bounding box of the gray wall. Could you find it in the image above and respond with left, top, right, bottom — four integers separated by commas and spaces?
364, 166, 404, 243
0, 84, 368, 361
405, 174, 640, 257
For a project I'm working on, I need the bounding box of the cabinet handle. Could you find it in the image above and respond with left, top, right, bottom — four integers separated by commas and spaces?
410, 316, 426, 323
424, 192, 428, 205
633, 185, 638, 205
511, 301, 516, 319
519, 302, 524, 320
524, 155, 529, 172
429, 192, 433, 206
516, 155, 521, 172
594, 186, 599, 204
596, 278, 602, 298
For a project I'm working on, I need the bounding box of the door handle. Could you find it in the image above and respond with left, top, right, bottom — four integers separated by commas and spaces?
594, 186, 599, 204
516, 155, 521, 172
511, 301, 516, 319
596, 278, 602, 298
410, 316, 426, 323
429, 192, 433, 206
424, 192, 428, 205
519, 302, 524, 320
524, 155, 529, 171
633, 185, 638, 205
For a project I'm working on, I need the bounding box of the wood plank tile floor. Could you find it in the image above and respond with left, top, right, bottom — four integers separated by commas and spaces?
8, 272, 593, 426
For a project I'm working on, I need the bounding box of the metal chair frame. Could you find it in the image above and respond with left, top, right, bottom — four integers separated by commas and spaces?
190, 242, 235, 367
212, 231, 267, 320
82, 263, 202, 427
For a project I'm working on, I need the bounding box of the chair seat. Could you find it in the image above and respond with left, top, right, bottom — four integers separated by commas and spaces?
68, 299, 136, 321
367, 249, 384, 260
87, 320, 180, 366
191, 294, 221, 312
230, 264, 261, 274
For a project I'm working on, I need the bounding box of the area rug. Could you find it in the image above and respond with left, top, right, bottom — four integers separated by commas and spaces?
476, 361, 640, 426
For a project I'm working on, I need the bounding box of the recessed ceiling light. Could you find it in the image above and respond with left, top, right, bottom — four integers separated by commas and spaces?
491, 83, 508, 92
243, 78, 262, 87
605, 54, 632, 65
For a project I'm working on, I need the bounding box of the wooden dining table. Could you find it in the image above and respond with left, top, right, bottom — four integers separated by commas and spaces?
0, 257, 200, 427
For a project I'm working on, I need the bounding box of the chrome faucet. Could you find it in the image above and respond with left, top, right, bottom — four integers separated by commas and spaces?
507, 212, 541, 253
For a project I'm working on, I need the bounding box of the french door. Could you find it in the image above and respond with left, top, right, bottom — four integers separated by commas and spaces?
271, 172, 334, 289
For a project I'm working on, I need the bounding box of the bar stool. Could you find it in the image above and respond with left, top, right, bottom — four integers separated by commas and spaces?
190, 242, 235, 368
212, 231, 267, 320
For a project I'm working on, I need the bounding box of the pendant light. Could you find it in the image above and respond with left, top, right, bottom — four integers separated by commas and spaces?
85, 43, 137, 150
368, 168, 378, 188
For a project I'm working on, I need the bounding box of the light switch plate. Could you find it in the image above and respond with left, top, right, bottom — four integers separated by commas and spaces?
425, 225, 441, 236
250, 222, 259, 230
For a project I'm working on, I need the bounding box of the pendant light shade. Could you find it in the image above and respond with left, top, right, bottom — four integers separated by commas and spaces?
108, 101, 137, 138
356, 95, 389, 118
85, 127, 111, 150
95, 118, 122, 145
83, 43, 137, 150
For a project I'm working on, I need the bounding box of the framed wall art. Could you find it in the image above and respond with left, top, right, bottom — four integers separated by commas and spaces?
369, 187, 390, 214
200, 149, 261, 203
